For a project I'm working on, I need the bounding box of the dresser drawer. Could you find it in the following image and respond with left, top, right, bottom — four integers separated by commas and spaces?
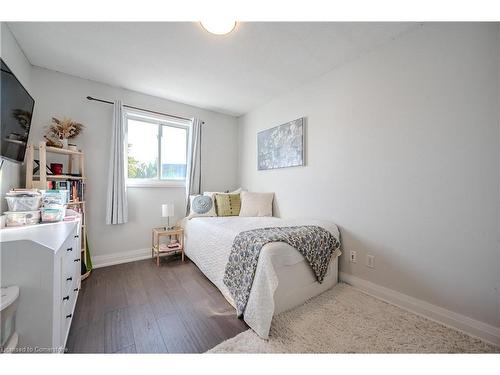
59, 264, 79, 348
62, 251, 80, 276
62, 284, 77, 317
61, 272, 77, 301
61, 229, 80, 278
61, 258, 79, 309
60, 293, 75, 347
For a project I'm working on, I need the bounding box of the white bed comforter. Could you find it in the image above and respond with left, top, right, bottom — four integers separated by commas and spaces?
179, 216, 341, 338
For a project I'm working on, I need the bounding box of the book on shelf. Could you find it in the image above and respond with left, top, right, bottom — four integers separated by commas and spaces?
159, 243, 182, 251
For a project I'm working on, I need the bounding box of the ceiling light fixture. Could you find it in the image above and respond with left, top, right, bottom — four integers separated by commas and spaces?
200, 20, 236, 35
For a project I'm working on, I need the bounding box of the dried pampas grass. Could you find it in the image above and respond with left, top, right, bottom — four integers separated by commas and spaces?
47, 117, 84, 139
44, 117, 84, 147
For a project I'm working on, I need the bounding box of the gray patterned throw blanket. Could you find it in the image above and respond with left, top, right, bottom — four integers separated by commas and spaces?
223, 225, 340, 317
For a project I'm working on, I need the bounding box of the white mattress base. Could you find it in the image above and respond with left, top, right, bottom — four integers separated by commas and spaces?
219, 257, 339, 314
274, 257, 338, 315
181, 216, 341, 338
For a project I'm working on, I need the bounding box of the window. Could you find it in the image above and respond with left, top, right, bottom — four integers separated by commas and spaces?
126, 111, 190, 187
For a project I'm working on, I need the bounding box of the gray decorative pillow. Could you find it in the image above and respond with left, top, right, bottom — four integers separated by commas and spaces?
188, 194, 217, 219
192, 195, 213, 214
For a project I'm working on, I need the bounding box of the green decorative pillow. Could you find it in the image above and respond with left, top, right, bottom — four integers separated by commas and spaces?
215, 193, 241, 216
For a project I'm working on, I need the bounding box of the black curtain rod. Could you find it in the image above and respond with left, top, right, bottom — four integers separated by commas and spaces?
86, 96, 204, 124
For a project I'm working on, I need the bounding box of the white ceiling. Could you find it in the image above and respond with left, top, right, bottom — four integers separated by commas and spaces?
8, 22, 417, 116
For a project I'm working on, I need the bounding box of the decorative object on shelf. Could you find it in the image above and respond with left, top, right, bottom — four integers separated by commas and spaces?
257, 117, 305, 170
43, 136, 61, 148
161, 203, 175, 230
50, 163, 63, 175
44, 117, 84, 149
33, 160, 54, 176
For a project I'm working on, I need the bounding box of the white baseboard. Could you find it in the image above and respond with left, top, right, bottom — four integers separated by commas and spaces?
339, 272, 500, 346
92, 248, 151, 269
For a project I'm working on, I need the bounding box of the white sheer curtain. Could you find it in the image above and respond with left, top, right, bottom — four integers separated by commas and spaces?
106, 100, 128, 224
185, 118, 203, 215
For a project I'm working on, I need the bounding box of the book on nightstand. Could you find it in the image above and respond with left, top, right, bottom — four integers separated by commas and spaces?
159, 243, 182, 251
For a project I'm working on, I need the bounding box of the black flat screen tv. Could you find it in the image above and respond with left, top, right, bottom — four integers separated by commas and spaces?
1, 58, 35, 164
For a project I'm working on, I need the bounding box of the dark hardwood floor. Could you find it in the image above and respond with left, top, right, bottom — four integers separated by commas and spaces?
66, 256, 248, 353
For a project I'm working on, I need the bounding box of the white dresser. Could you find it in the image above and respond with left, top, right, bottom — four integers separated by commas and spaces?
0, 215, 81, 353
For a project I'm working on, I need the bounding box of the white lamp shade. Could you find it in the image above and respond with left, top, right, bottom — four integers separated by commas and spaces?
161, 203, 174, 217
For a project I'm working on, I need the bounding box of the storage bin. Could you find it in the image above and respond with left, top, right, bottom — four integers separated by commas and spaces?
4, 210, 40, 227
5, 192, 42, 211
41, 207, 66, 222
41, 190, 69, 206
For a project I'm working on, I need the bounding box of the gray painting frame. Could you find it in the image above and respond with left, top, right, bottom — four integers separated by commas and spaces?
257, 117, 305, 171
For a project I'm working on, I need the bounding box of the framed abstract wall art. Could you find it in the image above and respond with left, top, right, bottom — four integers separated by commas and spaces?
257, 117, 305, 170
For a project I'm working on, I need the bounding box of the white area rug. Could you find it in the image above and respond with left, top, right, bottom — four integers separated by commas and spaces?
208, 283, 498, 353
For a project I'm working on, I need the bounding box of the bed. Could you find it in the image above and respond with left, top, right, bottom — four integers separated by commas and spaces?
179, 216, 341, 338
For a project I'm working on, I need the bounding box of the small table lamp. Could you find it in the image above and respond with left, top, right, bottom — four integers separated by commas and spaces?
161, 203, 175, 230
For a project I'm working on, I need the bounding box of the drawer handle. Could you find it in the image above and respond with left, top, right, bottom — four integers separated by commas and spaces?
66, 314, 72, 319
74, 258, 80, 262
67, 247, 73, 252
66, 277, 73, 281
73, 288, 79, 292
62, 295, 69, 301
74, 235, 79, 238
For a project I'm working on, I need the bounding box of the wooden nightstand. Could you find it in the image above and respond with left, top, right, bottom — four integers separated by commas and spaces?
151, 227, 184, 266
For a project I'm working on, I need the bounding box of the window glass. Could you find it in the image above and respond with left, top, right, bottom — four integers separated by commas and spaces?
126, 114, 189, 184
161, 125, 187, 180
127, 119, 158, 179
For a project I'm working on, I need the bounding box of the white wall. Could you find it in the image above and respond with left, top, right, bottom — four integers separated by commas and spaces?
238, 23, 500, 329
0, 23, 32, 213
28, 67, 238, 262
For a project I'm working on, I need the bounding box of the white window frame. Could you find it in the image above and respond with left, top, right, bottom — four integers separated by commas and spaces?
125, 110, 191, 188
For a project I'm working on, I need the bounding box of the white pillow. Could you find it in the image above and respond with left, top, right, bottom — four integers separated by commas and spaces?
204, 187, 243, 199
187, 194, 217, 218
239, 191, 274, 217
230, 187, 244, 194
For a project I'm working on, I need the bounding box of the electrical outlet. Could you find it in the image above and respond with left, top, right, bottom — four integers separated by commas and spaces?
350, 250, 357, 263
366, 255, 375, 268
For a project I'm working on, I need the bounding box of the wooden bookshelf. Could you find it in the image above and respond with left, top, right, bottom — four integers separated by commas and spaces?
34, 175, 86, 181
34, 144, 84, 156
26, 141, 90, 281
